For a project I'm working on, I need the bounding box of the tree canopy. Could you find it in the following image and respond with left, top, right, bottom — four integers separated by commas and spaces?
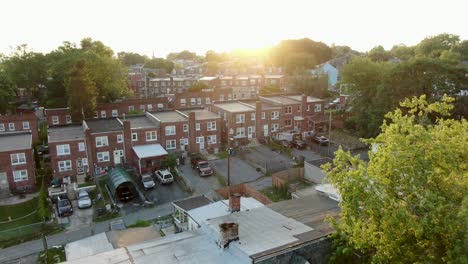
117, 52, 147, 66
167, 50, 197, 61
66, 60, 97, 122
325, 95, 468, 263
144, 58, 174, 72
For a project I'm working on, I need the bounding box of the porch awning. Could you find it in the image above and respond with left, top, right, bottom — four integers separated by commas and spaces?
132, 144, 168, 159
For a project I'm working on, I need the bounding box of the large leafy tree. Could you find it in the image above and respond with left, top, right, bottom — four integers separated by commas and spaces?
144, 58, 174, 72
325, 95, 467, 263
368, 46, 391, 62
66, 60, 97, 122
0, 68, 16, 114
117, 52, 147, 66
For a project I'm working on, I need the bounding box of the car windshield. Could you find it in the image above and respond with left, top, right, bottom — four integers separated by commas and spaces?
58, 199, 70, 207
199, 162, 209, 168
163, 174, 173, 179
79, 193, 89, 199
143, 176, 152, 182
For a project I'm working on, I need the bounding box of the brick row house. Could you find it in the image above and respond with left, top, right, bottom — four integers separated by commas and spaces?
0, 132, 36, 196
0, 113, 39, 142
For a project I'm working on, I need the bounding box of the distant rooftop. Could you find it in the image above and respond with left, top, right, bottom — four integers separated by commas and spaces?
150, 111, 187, 123
261, 95, 301, 105
285, 95, 324, 103
241, 100, 281, 110
264, 74, 284, 78
120, 115, 158, 129
48, 125, 84, 142
0, 132, 32, 151
199, 76, 217, 81
180, 109, 220, 120
85, 118, 123, 133
213, 102, 255, 113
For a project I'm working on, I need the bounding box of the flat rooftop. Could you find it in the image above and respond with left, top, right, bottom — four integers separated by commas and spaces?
241, 100, 281, 110
261, 96, 301, 105
85, 118, 123, 133
213, 102, 255, 113
150, 111, 187, 123
180, 109, 220, 120
48, 125, 84, 142
173, 195, 213, 212
286, 95, 324, 103
121, 115, 159, 129
0, 132, 32, 151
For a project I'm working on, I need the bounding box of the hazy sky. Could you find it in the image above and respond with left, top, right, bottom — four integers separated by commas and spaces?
1, 0, 467, 57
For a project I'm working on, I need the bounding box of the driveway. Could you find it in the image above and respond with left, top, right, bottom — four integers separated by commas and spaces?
210, 157, 264, 185
57, 200, 93, 232
177, 164, 222, 199
241, 145, 296, 173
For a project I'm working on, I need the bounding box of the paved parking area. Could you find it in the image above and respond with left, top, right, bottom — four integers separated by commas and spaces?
60, 200, 93, 232
241, 145, 296, 173
177, 164, 222, 199
210, 156, 264, 185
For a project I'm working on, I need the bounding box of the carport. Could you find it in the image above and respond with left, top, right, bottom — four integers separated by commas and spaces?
108, 167, 138, 202
132, 144, 168, 175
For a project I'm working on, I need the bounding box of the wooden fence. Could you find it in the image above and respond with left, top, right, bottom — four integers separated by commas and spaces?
216, 183, 272, 205
271, 167, 304, 190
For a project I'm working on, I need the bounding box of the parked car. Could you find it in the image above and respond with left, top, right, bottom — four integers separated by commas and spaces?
141, 173, 156, 190
78, 190, 92, 209
292, 139, 307, 149
117, 186, 134, 202
195, 161, 214, 176
56, 196, 73, 217
313, 136, 329, 145
155, 169, 174, 184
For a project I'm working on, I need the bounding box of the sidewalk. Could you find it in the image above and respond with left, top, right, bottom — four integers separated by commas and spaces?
0, 201, 174, 263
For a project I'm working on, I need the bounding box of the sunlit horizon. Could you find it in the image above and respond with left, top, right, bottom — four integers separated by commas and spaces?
1, 0, 467, 58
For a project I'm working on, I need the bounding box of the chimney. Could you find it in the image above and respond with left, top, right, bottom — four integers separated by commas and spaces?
229, 193, 241, 212
219, 222, 239, 248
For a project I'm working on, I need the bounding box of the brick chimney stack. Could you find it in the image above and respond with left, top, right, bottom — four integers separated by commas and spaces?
229, 193, 241, 212
188, 111, 197, 153
219, 222, 239, 248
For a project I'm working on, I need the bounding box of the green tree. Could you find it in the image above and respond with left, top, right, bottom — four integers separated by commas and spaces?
66, 60, 97, 122
390, 44, 415, 60
259, 84, 281, 95
167, 50, 197, 61
117, 52, 147, 66
144, 58, 174, 72
325, 95, 467, 263
415, 33, 461, 58
290, 75, 328, 98
368, 46, 391, 62
188, 82, 209, 92
0, 69, 16, 114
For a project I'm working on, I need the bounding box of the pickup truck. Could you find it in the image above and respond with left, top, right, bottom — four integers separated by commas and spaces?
190, 154, 214, 176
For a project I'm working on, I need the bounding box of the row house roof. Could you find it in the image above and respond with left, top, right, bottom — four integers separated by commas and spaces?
48, 125, 85, 143
0, 132, 32, 151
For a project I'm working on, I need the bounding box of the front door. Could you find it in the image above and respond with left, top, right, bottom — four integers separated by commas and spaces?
248, 127, 254, 139
0, 172, 9, 195
113, 150, 123, 165
263, 125, 269, 137
77, 159, 84, 174
198, 137, 205, 150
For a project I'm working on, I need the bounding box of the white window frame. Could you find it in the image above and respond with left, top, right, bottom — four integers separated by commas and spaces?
101, 110, 107, 118
271, 124, 279, 132
314, 104, 322, 112
0, 123, 4, 131
205, 97, 211, 104
157, 103, 163, 110
236, 127, 245, 137
196, 123, 201, 131
96, 136, 109, 147
57, 144, 71, 155
66, 115, 72, 124
22, 121, 30, 130
13, 170, 28, 182
183, 124, 188, 132
147, 104, 153, 111
261, 112, 265, 119
271, 111, 279, 120
11, 153, 26, 165
180, 138, 188, 146
166, 139, 176, 150
236, 114, 245, 124
78, 142, 85, 152
165, 125, 176, 136
58, 160, 72, 172
284, 106, 292, 114
285, 119, 292, 126
180, 98, 186, 106
9, 123, 15, 131
307, 104, 311, 111
197, 98, 202, 105
117, 134, 123, 143
97, 151, 110, 162
112, 109, 118, 117
146, 131, 157, 141
196, 136, 204, 144
251, 113, 255, 121
52, 116, 59, 125
207, 121, 216, 131
190, 98, 196, 105
132, 133, 138, 141
82, 158, 88, 166
207, 135, 217, 145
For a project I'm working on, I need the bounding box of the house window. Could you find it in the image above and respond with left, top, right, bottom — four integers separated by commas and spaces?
196, 123, 201, 131
284, 106, 292, 114
180, 138, 188, 145
251, 113, 255, 121
314, 104, 322, 112
78, 142, 85, 151
207, 121, 216, 131
112, 110, 118, 117
146, 131, 157, 141
191, 98, 196, 105
66, 115, 72, 124
157, 104, 163, 110
58, 160, 72, 172
307, 104, 311, 111
285, 119, 292, 126
13, 170, 28, 182
96, 136, 109, 147
140, 105, 145, 112
261, 112, 265, 119
129, 105, 135, 112
236, 114, 245, 124
236, 127, 245, 137
0, 123, 4, 131
22, 121, 30, 130
271, 124, 279, 132
101, 111, 106, 118
52, 116, 59, 125
183, 124, 188, 132
180, 98, 186, 106
166, 140, 176, 149
94, 112, 98, 118
9, 123, 15, 131
219, 95, 224, 101
82, 158, 88, 166
132, 133, 138, 141
207, 135, 217, 144
206, 97, 211, 104
147, 104, 153, 111
196, 136, 204, 144
117, 134, 123, 143
165, 126, 176, 136
97, 151, 110, 162
271, 111, 279, 120
197, 98, 202, 105
11, 153, 26, 165
57, 144, 70, 155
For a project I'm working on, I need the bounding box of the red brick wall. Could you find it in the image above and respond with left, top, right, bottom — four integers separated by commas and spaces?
45, 108, 71, 127
86, 131, 124, 171
0, 148, 36, 192
49, 139, 88, 179
0, 113, 39, 141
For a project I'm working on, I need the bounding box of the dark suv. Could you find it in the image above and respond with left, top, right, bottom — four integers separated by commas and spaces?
56, 196, 73, 217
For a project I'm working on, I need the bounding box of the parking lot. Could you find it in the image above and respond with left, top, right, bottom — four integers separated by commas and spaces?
57, 200, 94, 232
210, 156, 264, 185
240, 145, 297, 173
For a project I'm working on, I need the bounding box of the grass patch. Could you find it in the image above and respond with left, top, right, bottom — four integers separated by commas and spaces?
215, 152, 228, 159
0, 197, 41, 231
128, 219, 151, 228
260, 186, 291, 202
38, 246, 66, 264
0, 224, 64, 249
78, 182, 95, 188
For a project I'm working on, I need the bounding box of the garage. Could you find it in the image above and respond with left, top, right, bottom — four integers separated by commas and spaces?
108, 167, 139, 202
